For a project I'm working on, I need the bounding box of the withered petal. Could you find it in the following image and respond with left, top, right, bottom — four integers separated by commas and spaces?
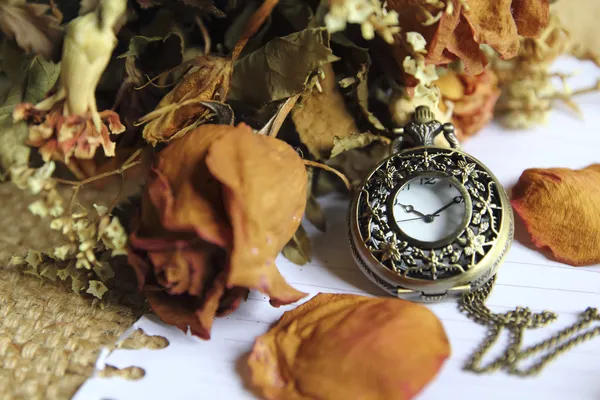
146, 290, 215, 340
205, 126, 308, 305
149, 124, 247, 247
511, 165, 600, 266
247, 293, 450, 400
462, 0, 519, 59
511, 0, 550, 38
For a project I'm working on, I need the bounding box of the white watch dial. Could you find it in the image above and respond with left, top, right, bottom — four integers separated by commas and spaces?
392, 175, 466, 243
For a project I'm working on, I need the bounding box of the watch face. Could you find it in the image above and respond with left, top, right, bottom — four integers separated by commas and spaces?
351, 146, 512, 284
392, 175, 466, 243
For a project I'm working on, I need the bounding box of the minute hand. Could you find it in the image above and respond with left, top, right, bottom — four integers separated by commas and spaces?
431, 196, 462, 216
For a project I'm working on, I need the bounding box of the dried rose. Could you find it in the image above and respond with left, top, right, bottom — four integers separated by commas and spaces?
437, 69, 501, 140
388, 0, 550, 74
138, 0, 279, 145
128, 123, 308, 338
511, 165, 600, 266
247, 293, 450, 400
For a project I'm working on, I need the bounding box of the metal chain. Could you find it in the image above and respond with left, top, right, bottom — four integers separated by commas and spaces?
459, 275, 600, 376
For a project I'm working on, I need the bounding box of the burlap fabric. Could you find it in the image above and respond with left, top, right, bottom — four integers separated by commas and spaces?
0, 183, 149, 399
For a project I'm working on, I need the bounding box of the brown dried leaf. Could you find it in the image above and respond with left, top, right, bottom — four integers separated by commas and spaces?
511, 164, 600, 266
305, 194, 326, 232
228, 27, 339, 107
247, 293, 450, 400
281, 224, 312, 266
206, 127, 308, 305
330, 132, 390, 159
0, 1, 62, 60
292, 63, 358, 160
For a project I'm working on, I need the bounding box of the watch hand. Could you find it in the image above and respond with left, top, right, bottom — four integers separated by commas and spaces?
397, 214, 440, 223
397, 203, 428, 218
430, 196, 463, 216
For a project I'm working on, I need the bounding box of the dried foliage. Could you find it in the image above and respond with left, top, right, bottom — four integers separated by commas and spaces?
128, 124, 307, 338
247, 293, 450, 400
512, 165, 600, 266
492, 14, 600, 128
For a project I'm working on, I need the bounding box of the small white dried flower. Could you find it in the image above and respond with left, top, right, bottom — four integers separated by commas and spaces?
28, 162, 56, 194
29, 200, 49, 217
406, 32, 427, 54
53, 244, 77, 260
93, 204, 108, 216
10, 255, 26, 265
99, 216, 128, 257
325, 0, 400, 44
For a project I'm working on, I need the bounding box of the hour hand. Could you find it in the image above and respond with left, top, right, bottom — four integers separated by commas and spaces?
397, 203, 427, 218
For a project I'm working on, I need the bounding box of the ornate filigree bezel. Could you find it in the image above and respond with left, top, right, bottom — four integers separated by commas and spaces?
349, 146, 513, 299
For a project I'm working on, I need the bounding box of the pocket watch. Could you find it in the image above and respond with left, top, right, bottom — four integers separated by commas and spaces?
348, 106, 513, 302
348, 106, 600, 376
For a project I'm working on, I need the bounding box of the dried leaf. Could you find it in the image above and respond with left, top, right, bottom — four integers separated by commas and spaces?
247, 293, 450, 400
511, 165, 600, 266
305, 195, 326, 232
0, 0, 62, 60
330, 34, 385, 131
0, 43, 61, 171
229, 28, 339, 107
118, 33, 184, 76
330, 132, 390, 159
206, 126, 308, 305
292, 63, 358, 160
282, 224, 312, 265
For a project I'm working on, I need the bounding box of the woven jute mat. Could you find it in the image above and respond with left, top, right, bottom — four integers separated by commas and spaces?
0, 183, 150, 399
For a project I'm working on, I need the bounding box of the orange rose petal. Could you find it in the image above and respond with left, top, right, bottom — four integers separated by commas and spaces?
463, 0, 520, 59
248, 293, 450, 400
150, 124, 246, 247
206, 126, 308, 305
512, 0, 550, 38
146, 291, 214, 340
511, 165, 600, 266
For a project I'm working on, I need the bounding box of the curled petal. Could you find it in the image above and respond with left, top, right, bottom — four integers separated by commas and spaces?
206, 126, 308, 305
511, 165, 600, 266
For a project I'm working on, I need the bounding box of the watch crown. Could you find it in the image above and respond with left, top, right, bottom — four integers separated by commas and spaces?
413, 106, 435, 124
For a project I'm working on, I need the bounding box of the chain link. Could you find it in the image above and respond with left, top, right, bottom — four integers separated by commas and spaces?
459, 275, 600, 376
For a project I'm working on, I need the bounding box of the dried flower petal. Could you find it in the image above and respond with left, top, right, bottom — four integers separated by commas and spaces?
511, 165, 600, 266
247, 293, 450, 400
388, 0, 550, 75
206, 126, 308, 305
437, 69, 501, 140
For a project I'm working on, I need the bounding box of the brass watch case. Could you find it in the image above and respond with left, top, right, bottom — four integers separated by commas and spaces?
348, 145, 514, 302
